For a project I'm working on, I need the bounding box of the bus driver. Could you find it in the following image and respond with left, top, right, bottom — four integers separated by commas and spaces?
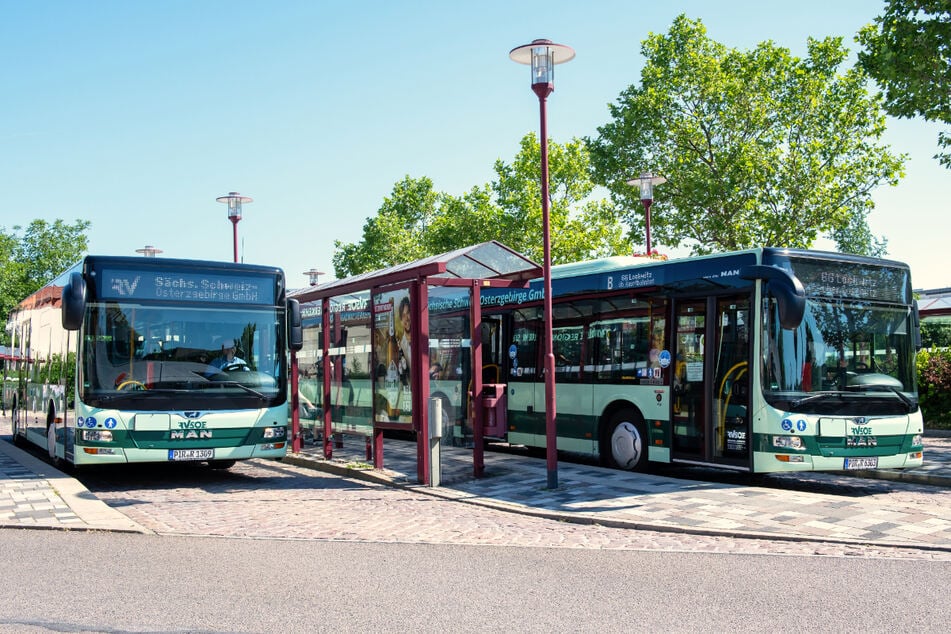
212, 338, 248, 371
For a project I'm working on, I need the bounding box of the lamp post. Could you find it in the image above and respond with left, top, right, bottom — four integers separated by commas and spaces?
135, 245, 162, 257
626, 173, 666, 255
510, 38, 574, 489
304, 268, 325, 287
216, 191, 253, 263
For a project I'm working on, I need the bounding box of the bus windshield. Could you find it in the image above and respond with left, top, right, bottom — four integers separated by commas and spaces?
763, 295, 917, 414
80, 302, 285, 409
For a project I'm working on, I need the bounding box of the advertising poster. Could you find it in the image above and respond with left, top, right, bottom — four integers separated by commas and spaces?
373, 288, 412, 424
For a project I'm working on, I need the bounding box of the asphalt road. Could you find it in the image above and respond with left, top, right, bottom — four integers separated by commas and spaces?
2, 529, 949, 633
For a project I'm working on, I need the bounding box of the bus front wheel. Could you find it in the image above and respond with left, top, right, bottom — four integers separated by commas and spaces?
602, 409, 649, 472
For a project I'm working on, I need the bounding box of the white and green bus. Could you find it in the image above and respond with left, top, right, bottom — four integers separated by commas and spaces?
4, 255, 302, 469
460, 248, 923, 473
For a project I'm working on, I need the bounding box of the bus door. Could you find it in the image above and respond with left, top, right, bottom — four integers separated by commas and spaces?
672, 300, 706, 459
672, 295, 751, 468
475, 316, 508, 438
711, 296, 751, 467
505, 309, 541, 446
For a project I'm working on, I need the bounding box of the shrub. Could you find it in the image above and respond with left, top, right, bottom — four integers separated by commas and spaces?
917, 348, 951, 429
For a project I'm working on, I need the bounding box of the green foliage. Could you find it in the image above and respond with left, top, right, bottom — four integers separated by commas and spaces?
588, 14, 904, 257
332, 134, 632, 277
921, 319, 951, 348
0, 219, 91, 344
917, 347, 951, 428
857, 0, 951, 168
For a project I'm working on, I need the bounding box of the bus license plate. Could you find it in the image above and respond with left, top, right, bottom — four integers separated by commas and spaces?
168, 449, 214, 461
844, 457, 878, 470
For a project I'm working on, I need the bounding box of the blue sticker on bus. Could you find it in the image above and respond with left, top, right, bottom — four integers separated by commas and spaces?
658, 350, 671, 368
86, 417, 97, 428
104, 417, 117, 429
781, 418, 793, 432
509, 344, 517, 360
797, 419, 807, 432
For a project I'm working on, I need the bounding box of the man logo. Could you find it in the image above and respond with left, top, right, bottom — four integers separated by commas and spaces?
184, 411, 202, 419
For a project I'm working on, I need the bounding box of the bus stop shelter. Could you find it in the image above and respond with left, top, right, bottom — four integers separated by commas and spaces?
289, 241, 541, 484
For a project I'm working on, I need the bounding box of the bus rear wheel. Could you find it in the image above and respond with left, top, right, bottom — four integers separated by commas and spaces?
602, 409, 649, 472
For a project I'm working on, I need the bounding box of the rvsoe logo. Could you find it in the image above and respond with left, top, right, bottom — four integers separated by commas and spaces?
111, 275, 141, 297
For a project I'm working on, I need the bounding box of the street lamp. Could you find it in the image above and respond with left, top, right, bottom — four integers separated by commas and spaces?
510, 38, 574, 489
135, 245, 163, 257
626, 172, 666, 255
304, 268, 325, 287
216, 191, 253, 263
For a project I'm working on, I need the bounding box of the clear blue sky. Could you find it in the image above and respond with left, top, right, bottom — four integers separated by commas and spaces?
2, 1, 948, 290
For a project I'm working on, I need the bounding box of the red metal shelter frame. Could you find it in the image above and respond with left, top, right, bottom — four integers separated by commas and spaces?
289, 242, 541, 484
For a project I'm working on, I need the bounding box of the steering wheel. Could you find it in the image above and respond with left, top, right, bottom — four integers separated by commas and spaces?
223, 362, 250, 372
116, 379, 148, 391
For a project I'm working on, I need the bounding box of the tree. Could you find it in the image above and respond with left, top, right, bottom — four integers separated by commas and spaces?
332, 176, 440, 277
857, 0, 951, 168
588, 14, 904, 257
0, 219, 91, 345
332, 134, 632, 277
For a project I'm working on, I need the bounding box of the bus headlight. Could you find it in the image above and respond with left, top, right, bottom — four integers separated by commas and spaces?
82, 429, 114, 442
912, 434, 923, 448
773, 435, 803, 450
262, 426, 286, 439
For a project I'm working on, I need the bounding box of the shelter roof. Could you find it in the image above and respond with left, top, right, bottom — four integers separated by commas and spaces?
291, 241, 540, 303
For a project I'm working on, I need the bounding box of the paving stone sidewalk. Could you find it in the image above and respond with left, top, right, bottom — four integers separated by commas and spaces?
2, 408, 949, 550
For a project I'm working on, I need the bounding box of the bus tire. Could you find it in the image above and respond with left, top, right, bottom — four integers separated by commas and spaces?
602, 408, 649, 472
208, 460, 236, 470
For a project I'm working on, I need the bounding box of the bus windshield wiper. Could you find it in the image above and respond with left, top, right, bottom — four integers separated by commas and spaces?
204, 380, 265, 398
791, 391, 847, 408
881, 386, 914, 411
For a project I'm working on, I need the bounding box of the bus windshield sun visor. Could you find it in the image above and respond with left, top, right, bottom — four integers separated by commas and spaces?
739, 264, 805, 330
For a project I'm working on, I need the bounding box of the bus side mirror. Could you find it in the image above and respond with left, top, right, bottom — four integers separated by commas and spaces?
912, 299, 922, 351
740, 265, 805, 330
287, 298, 303, 351
62, 272, 86, 331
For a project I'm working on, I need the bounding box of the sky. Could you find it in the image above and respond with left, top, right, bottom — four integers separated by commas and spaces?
2, 0, 948, 291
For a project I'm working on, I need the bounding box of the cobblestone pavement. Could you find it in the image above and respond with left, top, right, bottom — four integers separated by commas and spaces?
4, 412, 951, 561
78, 456, 951, 561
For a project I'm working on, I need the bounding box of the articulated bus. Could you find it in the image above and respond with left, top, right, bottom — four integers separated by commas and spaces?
4, 255, 302, 469
459, 248, 923, 473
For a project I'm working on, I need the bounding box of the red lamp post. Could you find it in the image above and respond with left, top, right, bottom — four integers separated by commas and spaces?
216, 191, 253, 263
510, 38, 574, 489
627, 173, 666, 256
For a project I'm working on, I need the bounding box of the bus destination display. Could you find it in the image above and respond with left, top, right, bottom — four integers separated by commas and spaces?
100, 268, 275, 304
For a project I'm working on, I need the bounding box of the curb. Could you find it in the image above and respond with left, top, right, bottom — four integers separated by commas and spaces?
0, 437, 152, 534
283, 452, 951, 554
